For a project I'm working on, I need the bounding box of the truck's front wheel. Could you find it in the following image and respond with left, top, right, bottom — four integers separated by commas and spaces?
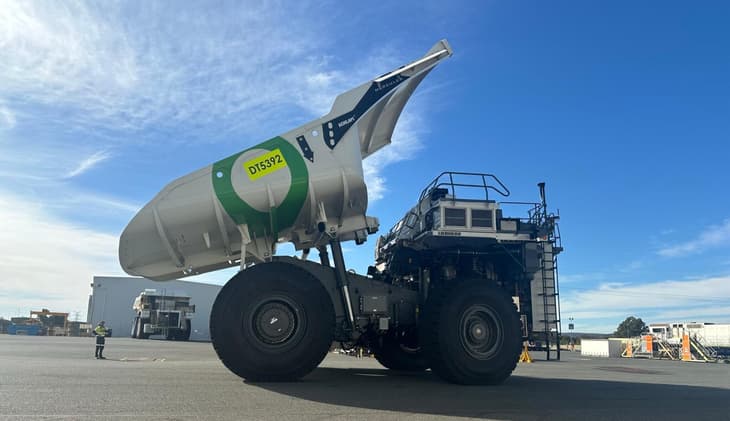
137, 319, 150, 339
134, 317, 149, 339
210, 262, 334, 382
131, 317, 139, 338
421, 281, 521, 385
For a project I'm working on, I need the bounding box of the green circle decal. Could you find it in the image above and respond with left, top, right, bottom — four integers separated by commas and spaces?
212, 136, 309, 238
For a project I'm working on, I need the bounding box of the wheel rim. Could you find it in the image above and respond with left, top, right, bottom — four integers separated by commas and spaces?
458, 304, 503, 360
249, 297, 300, 346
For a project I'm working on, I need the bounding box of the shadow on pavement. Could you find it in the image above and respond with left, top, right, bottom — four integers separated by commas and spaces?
254, 367, 728, 420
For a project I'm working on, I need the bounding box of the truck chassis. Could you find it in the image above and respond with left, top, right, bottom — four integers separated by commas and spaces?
210, 172, 561, 384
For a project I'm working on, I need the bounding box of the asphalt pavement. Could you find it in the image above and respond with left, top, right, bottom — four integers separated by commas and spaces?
0, 335, 728, 420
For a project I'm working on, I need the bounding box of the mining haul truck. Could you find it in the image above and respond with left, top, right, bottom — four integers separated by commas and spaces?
119, 39, 563, 384
131, 290, 195, 341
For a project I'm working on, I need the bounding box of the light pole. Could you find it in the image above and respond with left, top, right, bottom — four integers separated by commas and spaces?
568, 317, 575, 351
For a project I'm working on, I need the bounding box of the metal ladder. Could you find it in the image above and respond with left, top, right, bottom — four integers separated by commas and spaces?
539, 239, 561, 360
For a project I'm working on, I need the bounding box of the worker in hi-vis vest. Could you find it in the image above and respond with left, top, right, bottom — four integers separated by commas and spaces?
94, 321, 107, 359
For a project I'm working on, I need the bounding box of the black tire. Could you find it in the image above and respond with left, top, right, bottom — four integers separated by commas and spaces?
134, 317, 144, 339
421, 281, 521, 385
173, 320, 192, 341
372, 329, 428, 372
131, 317, 139, 338
137, 319, 150, 340
179, 320, 192, 341
210, 262, 335, 382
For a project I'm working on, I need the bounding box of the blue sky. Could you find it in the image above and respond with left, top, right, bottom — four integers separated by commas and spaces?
1, 1, 729, 332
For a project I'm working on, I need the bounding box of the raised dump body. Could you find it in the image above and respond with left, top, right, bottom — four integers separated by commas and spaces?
120, 40, 453, 281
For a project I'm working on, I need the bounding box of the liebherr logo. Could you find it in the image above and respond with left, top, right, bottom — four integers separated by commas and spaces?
337, 116, 355, 128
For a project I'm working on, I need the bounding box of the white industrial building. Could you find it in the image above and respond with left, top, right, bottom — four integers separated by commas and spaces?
87, 276, 222, 341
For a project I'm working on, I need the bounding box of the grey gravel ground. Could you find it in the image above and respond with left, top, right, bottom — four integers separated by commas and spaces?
0, 335, 728, 421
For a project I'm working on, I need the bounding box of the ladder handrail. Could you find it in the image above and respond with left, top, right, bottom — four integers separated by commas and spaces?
689, 334, 717, 360
657, 338, 677, 360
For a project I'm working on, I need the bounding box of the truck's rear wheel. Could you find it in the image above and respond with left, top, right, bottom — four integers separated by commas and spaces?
372, 329, 428, 372
421, 281, 521, 385
179, 319, 192, 341
210, 262, 334, 382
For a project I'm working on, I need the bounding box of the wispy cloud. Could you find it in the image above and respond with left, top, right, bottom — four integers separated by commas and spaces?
363, 111, 427, 201
559, 272, 608, 284
65, 151, 110, 178
0, 192, 123, 319
0, 2, 439, 204
561, 275, 730, 332
73, 193, 140, 214
1, 2, 312, 133
0, 1, 405, 138
0, 104, 15, 129
657, 219, 730, 257
651, 306, 730, 322
619, 259, 644, 273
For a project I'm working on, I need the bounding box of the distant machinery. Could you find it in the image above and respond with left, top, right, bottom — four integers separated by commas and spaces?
648, 322, 730, 348
7, 318, 42, 335
7, 309, 69, 336
580, 322, 730, 361
131, 289, 195, 341
646, 322, 730, 361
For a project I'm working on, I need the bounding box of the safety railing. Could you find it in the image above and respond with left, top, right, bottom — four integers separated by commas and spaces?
419, 171, 510, 202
